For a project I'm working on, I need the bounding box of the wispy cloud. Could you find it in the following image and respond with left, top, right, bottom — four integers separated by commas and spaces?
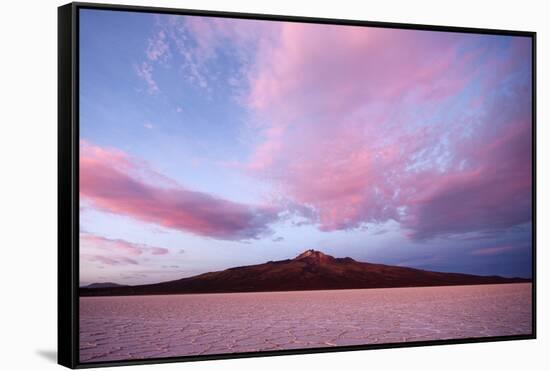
146, 30, 170, 62
471, 245, 522, 256
135, 30, 170, 94
81, 233, 169, 256
135, 61, 159, 94
143, 15, 279, 93
82, 254, 139, 266
80, 232, 171, 278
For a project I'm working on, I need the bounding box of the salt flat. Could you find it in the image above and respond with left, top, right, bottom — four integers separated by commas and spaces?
79, 283, 532, 363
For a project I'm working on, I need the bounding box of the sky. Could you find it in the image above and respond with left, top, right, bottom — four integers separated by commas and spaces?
78, 9, 533, 286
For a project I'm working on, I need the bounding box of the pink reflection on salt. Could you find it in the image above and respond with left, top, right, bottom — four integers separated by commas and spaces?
80, 283, 532, 362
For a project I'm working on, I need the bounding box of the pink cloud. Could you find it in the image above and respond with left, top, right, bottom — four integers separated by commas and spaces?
80, 233, 174, 284
80, 141, 279, 240
401, 118, 532, 240
471, 245, 520, 256
80, 233, 170, 256
246, 24, 474, 118
151, 247, 169, 255
82, 254, 139, 266
242, 24, 532, 239
135, 19, 531, 241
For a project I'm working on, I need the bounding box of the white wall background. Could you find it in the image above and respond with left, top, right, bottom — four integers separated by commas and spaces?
0, 0, 546, 369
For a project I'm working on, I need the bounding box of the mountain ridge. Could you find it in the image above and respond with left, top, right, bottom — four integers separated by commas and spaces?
80, 249, 530, 297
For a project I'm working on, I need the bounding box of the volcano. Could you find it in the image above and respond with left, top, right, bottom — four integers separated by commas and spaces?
79, 249, 530, 296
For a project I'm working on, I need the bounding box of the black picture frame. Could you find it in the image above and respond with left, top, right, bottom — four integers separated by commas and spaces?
58, 2, 537, 369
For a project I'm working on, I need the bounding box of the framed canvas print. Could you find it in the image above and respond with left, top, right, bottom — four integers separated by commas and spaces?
58, 2, 536, 368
